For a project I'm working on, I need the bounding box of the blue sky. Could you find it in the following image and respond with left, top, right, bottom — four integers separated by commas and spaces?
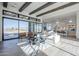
4, 18, 29, 29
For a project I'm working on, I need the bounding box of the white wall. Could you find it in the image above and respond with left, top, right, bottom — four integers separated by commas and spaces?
0, 3, 2, 41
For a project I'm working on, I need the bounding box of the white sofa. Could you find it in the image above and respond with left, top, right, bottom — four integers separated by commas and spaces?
47, 33, 60, 44
43, 31, 60, 44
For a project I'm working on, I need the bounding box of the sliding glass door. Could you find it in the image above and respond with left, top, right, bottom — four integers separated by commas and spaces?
37, 23, 42, 32
34, 23, 37, 33
30, 22, 34, 32
19, 21, 29, 39
3, 17, 42, 41
3, 18, 19, 40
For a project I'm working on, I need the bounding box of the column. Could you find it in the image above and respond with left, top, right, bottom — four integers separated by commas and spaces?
76, 11, 79, 39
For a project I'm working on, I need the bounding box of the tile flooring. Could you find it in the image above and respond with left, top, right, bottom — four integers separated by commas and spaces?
0, 39, 26, 56
18, 37, 79, 56
0, 37, 79, 56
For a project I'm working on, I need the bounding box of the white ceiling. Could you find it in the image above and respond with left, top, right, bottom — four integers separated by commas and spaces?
1, 2, 79, 21
22, 2, 47, 15
7, 2, 24, 11
41, 3, 79, 20
31, 2, 69, 16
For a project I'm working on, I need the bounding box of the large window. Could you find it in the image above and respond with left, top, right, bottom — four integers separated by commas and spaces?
3, 18, 19, 40
30, 23, 42, 33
